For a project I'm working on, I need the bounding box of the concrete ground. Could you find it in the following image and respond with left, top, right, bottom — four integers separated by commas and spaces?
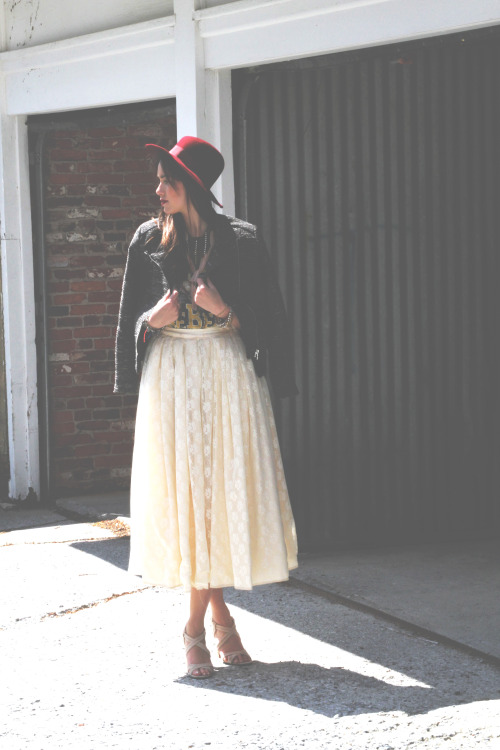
1, 495, 499, 750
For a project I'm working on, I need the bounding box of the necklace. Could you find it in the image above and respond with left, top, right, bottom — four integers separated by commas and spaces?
192, 230, 209, 267
185, 230, 213, 309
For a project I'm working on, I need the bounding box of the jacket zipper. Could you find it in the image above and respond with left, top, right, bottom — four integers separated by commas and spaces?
246, 303, 261, 361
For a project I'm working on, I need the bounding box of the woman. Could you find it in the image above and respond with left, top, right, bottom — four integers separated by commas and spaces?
114, 136, 298, 678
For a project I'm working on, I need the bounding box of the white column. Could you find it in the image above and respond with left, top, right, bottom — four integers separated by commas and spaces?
173, 0, 235, 215
174, 0, 206, 137
0, 89, 40, 501
204, 68, 235, 217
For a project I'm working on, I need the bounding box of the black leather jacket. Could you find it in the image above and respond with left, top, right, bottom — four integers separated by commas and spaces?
114, 214, 298, 397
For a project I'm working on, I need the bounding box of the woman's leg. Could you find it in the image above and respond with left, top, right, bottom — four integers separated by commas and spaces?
210, 588, 252, 664
185, 588, 212, 677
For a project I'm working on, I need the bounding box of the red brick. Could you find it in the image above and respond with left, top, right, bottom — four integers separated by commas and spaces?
130, 184, 155, 195
71, 304, 106, 315
53, 422, 76, 435
95, 338, 116, 350
95, 455, 128, 468
74, 410, 92, 421
88, 127, 123, 137
91, 385, 114, 396
67, 186, 87, 196
102, 137, 138, 148
58, 362, 90, 375
70, 256, 105, 267
70, 280, 106, 292
49, 137, 74, 148
50, 174, 86, 185
88, 292, 118, 303
74, 373, 110, 385
80, 350, 106, 361
74, 326, 111, 338
53, 293, 86, 305
50, 340, 77, 353
111, 443, 133, 455
100, 209, 130, 220
63, 433, 93, 445
51, 149, 88, 161
86, 173, 124, 184
76, 339, 93, 350
126, 173, 155, 185
66, 398, 85, 409
50, 375, 72, 387
52, 411, 74, 423
53, 386, 92, 398
56, 316, 83, 328
84, 196, 121, 207
97, 431, 131, 443
50, 329, 74, 341
76, 419, 109, 431
48, 281, 70, 293
113, 160, 145, 173
74, 443, 110, 458
77, 162, 113, 173
56, 457, 94, 470
54, 269, 87, 279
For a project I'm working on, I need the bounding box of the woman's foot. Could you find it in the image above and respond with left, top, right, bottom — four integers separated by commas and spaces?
183, 626, 214, 679
212, 617, 253, 666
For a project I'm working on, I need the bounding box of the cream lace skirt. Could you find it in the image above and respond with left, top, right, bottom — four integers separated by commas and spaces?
129, 326, 298, 591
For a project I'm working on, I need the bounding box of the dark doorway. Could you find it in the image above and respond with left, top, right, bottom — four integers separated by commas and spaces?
29, 101, 176, 500
233, 28, 500, 549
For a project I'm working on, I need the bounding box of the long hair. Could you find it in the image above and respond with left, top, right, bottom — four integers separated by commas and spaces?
157, 157, 218, 254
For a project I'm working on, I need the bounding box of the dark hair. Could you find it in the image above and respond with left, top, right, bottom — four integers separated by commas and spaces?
157, 157, 218, 254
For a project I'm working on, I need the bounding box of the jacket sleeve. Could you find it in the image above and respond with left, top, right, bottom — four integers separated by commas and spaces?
113, 227, 156, 394
256, 229, 299, 398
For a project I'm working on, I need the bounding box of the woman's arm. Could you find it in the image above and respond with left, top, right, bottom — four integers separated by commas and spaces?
193, 277, 240, 328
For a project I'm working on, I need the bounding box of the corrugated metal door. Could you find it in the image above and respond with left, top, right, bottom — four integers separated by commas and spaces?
233, 29, 500, 549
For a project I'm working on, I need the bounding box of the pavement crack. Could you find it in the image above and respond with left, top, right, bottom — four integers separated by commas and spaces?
40, 587, 152, 621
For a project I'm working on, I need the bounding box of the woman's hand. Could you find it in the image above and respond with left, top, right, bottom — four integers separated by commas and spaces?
194, 277, 227, 316
147, 289, 180, 328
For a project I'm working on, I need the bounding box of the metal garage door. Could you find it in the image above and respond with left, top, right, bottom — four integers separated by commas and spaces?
233, 29, 500, 549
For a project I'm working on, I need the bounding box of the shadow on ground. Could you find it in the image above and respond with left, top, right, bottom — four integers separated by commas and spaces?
71, 535, 500, 719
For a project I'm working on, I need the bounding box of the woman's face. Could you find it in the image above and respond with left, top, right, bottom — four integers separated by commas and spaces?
156, 164, 187, 216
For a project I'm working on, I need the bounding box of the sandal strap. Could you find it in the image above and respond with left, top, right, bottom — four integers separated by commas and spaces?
183, 628, 210, 657
222, 649, 252, 664
186, 662, 213, 677
212, 617, 239, 652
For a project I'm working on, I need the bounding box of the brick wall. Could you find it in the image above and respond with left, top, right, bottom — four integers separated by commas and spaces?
45, 111, 176, 493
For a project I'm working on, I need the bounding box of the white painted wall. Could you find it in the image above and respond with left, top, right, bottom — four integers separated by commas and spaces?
1, 0, 499, 500
4, 0, 173, 50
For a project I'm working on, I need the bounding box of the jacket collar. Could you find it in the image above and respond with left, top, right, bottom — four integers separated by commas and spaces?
143, 214, 238, 276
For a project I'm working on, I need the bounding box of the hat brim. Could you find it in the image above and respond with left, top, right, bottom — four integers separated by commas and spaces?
145, 143, 223, 208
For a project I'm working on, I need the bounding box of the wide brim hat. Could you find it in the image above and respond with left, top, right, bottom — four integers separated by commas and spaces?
145, 136, 224, 207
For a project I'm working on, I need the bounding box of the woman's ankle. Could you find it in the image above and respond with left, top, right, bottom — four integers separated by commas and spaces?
185, 619, 205, 637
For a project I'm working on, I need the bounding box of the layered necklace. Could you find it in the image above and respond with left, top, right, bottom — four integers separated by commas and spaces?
185, 230, 212, 308
190, 230, 209, 267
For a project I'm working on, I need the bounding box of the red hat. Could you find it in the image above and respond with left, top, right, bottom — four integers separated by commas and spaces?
146, 136, 224, 207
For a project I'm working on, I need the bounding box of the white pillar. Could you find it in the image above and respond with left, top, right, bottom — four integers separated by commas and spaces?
0, 91, 40, 501
173, 0, 235, 215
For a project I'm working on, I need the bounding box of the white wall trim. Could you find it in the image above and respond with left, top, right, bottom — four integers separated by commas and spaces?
0, 102, 40, 501
0, 16, 177, 115
198, 0, 500, 69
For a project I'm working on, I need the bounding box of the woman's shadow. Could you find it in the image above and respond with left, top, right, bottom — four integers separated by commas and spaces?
175, 660, 432, 718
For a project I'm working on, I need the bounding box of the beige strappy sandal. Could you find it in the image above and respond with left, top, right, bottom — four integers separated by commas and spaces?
212, 617, 253, 666
183, 628, 214, 679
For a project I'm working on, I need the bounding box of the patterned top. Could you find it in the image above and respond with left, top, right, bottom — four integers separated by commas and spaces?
169, 300, 217, 329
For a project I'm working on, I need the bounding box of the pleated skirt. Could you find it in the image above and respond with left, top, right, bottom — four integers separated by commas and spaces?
129, 325, 298, 591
